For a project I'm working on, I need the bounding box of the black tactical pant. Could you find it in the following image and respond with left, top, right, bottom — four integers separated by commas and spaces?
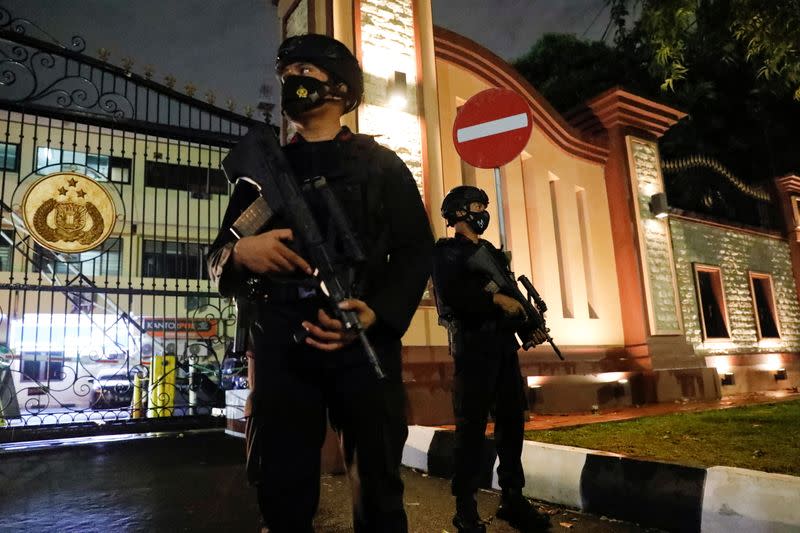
245, 299, 408, 533
449, 325, 527, 497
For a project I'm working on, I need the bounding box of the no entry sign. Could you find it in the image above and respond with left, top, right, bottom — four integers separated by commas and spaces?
452, 88, 533, 169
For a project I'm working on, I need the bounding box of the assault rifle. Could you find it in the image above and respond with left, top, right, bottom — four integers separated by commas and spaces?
221, 125, 385, 379
465, 244, 564, 360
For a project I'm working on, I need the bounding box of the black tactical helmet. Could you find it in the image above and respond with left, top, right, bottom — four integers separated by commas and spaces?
441, 185, 489, 225
276, 34, 364, 113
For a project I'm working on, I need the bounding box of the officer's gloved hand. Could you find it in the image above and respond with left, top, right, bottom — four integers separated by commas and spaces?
301, 299, 376, 352
233, 229, 313, 275
532, 327, 549, 345
493, 293, 524, 317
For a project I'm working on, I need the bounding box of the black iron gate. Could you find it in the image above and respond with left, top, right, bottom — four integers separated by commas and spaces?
0, 8, 257, 435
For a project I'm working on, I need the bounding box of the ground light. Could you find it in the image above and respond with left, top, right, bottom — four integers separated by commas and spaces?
527, 384, 541, 406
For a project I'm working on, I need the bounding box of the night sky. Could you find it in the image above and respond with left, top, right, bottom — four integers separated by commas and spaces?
2, 0, 610, 121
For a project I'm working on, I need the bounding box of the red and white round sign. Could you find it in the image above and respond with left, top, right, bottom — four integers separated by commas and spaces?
452, 88, 533, 169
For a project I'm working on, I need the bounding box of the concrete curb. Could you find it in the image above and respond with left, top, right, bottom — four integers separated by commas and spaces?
702, 466, 800, 532
402, 425, 800, 533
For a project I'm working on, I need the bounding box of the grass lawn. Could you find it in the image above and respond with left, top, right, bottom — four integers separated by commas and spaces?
525, 400, 800, 476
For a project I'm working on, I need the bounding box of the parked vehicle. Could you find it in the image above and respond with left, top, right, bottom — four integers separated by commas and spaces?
89, 371, 134, 408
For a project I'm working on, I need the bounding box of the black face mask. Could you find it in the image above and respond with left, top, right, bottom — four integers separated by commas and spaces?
466, 211, 490, 235
281, 75, 332, 119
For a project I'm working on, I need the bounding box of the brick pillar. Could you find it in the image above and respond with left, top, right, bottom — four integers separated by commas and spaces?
603, 125, 651, 361
569, 89, 696, 369
774, 175, 800, 303
353, 0, 426, 196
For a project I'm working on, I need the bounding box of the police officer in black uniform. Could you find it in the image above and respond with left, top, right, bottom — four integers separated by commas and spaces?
432, 186, 551, 532
207, 34, 434, 532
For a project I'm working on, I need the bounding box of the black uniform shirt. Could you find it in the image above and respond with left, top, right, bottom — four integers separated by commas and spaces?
431, 233, 507, 325
207, 127, 434, 341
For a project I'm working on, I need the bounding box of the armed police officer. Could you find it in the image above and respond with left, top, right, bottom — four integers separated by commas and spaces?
432, 185, 551, 532
207, 34, 434, 532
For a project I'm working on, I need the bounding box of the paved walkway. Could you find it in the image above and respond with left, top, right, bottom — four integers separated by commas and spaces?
318, 468, 663, 532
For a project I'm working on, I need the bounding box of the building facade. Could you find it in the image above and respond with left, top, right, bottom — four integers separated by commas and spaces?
0, 10, 255, 425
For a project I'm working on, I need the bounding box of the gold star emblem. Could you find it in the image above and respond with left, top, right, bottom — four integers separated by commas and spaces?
296, 86, 308, 98
22, 171, 118, 255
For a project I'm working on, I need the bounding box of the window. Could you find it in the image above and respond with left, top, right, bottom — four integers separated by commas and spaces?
144, 161, 228, 196
186, 294, 210, 311
33, 239, 123, 278
142, 240, 209, 280
694, 265, 730, 339
749, 273, 780, 339
0, 229, 14, 272
0, 143, 20, 172
20, 352, 65, 383
36, 147, 132, 184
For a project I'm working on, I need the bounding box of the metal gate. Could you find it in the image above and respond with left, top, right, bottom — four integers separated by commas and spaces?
0, 8, 257, 436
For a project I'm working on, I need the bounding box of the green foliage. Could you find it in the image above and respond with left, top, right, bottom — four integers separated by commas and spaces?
525, 400, 800, 475
639, 0, 696, 91
512, 0, 800, 196
612, 0, 800, 100
730, 0, 800, 99
513, 34, 653, 111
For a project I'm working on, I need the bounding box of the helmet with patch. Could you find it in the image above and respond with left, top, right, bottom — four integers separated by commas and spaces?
276, 33, 364, 113
441, 185, 489, 226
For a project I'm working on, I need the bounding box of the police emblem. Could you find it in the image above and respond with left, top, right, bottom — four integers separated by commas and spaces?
296, 86, 308, 98
21, 172, 117, 253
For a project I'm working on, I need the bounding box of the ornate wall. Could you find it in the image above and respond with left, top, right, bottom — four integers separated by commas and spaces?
627, 138, 684, 335
671, 217, 800, 354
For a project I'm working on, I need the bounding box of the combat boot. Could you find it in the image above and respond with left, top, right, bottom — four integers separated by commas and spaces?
452, 493, 487, 533
495, 488, 551, 531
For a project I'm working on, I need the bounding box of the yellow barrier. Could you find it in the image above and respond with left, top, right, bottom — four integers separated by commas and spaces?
131, 373, 146, 419
146, 355, 164, 418
147, 355, 176, 418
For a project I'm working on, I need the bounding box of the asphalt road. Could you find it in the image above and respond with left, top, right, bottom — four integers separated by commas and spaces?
0, 432, 663, 532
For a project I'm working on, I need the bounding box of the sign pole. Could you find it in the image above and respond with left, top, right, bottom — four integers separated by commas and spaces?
452, 87, 533, 253
493, 166, 508, 250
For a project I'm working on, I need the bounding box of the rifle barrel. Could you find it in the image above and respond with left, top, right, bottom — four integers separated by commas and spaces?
359, 331, 385, 379
548, 338, 565, 360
